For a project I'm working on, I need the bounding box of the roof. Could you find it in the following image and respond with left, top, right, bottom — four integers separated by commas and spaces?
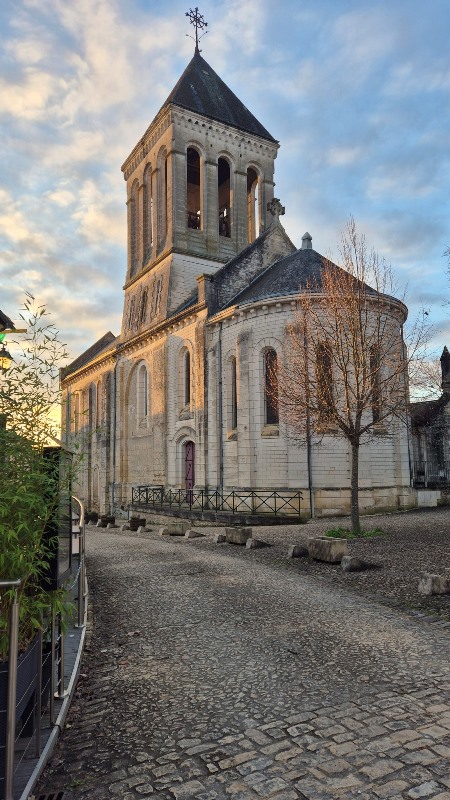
162, 51, 277, 143
61, 331, 117, 380
410, 393, 450, 427
227, 247, 382, 308
0, 309, 15, 331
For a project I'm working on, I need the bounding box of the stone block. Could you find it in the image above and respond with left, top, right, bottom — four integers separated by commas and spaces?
185, 529, 204, 538
246, 537, 270, 549
307, 536, 348, 563
106, 522, 119, 529
213, 533, 226, 543
161, 522, 189, 536
121, 524, 130, 531
341, 556, 381, 572
287, 544, 309, 559
225, 527, 252, 545
418, 573, 450, 596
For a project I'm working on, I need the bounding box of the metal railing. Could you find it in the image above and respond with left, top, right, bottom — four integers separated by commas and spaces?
131, 486, 302, 519
413, 461, 450, 487
0, 497, 86, 800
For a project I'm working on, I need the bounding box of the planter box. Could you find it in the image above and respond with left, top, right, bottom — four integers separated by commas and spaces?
307, 537, 348, 563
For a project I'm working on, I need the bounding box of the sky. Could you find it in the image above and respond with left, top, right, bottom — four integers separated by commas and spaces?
1, 0, 449, 368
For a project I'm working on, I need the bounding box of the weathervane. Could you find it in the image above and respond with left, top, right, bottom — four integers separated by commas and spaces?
186, 7, 208, 53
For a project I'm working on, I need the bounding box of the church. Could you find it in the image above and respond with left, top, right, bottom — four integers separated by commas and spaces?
61, 37, 417, 520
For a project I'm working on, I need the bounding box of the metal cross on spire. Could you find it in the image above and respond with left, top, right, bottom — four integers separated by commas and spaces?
186, 7, 208, 53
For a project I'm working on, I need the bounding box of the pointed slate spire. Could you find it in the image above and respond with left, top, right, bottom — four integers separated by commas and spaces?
162, 51, 277, 143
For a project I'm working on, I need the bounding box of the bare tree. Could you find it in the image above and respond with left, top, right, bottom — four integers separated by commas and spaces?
409, 356, 443, 400
276, 218, 431, 533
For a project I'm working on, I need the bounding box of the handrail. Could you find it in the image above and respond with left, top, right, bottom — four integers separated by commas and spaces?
0, 579, 23, 589
72, 495, 86, 630
2, 578, 24, 800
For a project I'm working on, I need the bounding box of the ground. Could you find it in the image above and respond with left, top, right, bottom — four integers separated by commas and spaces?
36, 508, 450, 800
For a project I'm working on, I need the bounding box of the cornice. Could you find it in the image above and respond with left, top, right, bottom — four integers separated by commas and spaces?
122, 108, 173, 180
62, 302, 208, 387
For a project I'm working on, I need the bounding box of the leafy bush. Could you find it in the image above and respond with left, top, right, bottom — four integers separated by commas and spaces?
0, 296, 73, 660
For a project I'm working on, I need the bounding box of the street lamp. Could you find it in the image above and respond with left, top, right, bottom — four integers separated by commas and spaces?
0, 342, 13, 371
0, 308, 26, 371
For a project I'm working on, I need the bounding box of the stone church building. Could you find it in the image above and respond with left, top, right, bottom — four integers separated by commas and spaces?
61, 49, 416, 519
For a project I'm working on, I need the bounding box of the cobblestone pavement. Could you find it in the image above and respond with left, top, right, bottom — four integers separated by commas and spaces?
37, 520, 450, 800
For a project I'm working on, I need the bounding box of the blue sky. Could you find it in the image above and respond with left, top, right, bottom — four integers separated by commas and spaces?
1, 0, 449, 363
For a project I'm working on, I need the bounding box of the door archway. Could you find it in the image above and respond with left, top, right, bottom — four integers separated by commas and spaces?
184, 440, 195, 501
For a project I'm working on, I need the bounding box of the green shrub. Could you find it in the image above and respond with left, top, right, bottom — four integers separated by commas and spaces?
0, 296, 73, 660
325, 527, 384, 540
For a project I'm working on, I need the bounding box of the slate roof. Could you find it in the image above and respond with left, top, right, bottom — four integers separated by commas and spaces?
61, 331, 117, 380
410, 394, 450, 427
162, 51, 277, 143
227, 247, 381, 308
0, 309, 16, 331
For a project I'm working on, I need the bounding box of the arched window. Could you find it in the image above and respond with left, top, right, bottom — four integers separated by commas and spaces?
247, 167, 259, 242
143, 165, 153, 259
74, 393, 80, 434
95, 381, 101, 428
370, 345, 381, 423
316, 342, 334, 423
187, 147, 201, 230
184, 350, 191, 407
137, 364, 148, 421
89, 384, 95, 431
130, 179, 139, 276
229, 356, 237, 429
218, 158, 231, 237
264, 349, 279, 425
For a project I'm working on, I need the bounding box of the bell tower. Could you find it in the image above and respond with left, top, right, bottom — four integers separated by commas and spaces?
119, 14, 279, 342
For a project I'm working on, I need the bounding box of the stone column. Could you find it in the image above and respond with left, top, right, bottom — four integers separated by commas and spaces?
171, 149, 187, 250
260, 178, 275, 230
233, 169, 248, 253
204, 158, 219, 256
165, 150, 174, 249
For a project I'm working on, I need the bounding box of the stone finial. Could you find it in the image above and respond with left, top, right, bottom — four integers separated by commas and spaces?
267, 198, 285, 223
440, 346, 450, 392
302, 232, 312, 250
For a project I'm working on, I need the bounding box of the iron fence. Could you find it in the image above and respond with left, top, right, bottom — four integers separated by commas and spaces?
131, 486, 302, 518
413, 461, 450, 487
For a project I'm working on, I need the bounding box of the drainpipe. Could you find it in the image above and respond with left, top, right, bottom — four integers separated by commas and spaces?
304, 326, 314, 518
217, 322, 224, 490
111, 356, 118, 512
402, 325, 413, 487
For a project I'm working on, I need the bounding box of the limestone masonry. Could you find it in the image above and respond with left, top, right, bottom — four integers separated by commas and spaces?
61, 50, 416, 518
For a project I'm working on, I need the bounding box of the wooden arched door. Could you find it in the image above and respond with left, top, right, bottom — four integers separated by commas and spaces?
184, 441, 195, 503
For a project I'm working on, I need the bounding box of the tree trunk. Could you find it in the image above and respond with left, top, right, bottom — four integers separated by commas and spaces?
350, 441, 360, 533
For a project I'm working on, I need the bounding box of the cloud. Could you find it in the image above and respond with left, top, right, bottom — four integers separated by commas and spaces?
46, 188, 76, 207
0, 69, 62, 121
